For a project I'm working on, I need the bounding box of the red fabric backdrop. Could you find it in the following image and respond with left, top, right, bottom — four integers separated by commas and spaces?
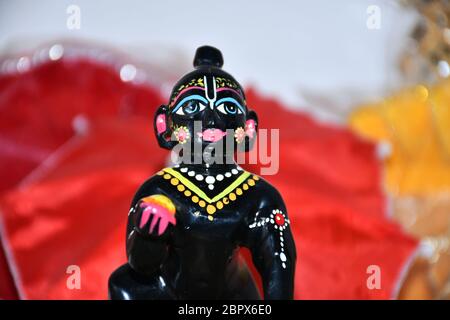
0, 58, 418, 299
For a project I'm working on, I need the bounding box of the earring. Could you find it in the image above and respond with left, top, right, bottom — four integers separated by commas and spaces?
156, 114, 167, 134
173, 126, 190, 144
245, 119, 256, 138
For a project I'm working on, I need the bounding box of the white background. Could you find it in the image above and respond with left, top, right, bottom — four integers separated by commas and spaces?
0, 0, 418, 123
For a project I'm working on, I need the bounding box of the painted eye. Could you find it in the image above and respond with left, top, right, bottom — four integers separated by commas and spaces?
217, 103, 243, 115
175, 101, 206, 115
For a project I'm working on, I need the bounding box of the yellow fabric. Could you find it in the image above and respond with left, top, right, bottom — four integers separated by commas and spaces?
349, 83, 450, 195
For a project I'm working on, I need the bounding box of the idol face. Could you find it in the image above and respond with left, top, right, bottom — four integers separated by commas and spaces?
157, 72, 254, 158
154, 61, 258, 161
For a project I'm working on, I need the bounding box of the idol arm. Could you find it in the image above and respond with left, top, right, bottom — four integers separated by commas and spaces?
244, 202, 296, 300
126, 182, 174, 276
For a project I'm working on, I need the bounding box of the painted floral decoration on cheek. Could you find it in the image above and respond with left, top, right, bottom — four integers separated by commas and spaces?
234, 127, 246, 144
173, 126, 190, 144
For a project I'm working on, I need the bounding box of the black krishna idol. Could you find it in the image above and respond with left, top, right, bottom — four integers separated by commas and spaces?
108, 46, 296, 300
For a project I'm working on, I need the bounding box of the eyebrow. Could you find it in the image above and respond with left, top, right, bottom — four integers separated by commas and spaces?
215, 97, 245, 114
216, 87, 243, 98
170, 86, 205, 107
171, 95, 208, 113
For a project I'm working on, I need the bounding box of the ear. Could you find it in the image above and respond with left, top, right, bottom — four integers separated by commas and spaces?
241, 109, 258, 152
154, 105, 177, 150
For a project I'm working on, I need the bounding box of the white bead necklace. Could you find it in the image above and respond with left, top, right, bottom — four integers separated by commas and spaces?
178, 166, 243, 190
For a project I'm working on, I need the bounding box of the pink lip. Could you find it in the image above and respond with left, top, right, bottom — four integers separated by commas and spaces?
197, 128, 227, 142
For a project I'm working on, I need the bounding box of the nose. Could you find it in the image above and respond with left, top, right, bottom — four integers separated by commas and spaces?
203, 107, 216, 128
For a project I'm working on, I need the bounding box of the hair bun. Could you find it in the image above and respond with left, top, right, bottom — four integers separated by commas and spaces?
193, 46, 224, 68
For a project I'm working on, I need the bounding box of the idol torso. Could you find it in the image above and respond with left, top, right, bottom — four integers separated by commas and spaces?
129, 163, 267, 299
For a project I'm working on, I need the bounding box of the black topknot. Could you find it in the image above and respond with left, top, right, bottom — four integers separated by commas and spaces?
193, 46, 224, 69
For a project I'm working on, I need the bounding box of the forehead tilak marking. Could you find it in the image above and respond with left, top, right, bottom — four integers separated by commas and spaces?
204, 76, 217, 110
